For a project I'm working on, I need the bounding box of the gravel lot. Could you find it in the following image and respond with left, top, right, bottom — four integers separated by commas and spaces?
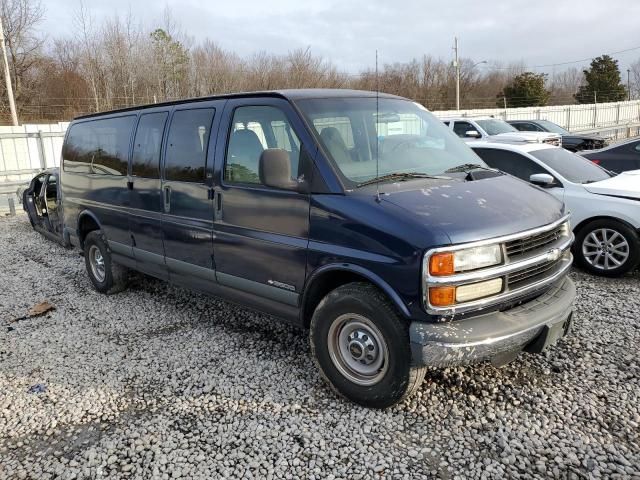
1, 214, 639, 480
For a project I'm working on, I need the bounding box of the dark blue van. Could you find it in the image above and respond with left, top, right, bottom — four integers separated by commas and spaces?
60, 90, 575, 408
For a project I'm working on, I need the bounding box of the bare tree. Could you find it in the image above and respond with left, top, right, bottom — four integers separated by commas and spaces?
630, 58, 640, 100
0, 0, 44, 109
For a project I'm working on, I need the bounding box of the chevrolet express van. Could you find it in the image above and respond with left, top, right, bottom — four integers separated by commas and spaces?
60, 90, 575, 408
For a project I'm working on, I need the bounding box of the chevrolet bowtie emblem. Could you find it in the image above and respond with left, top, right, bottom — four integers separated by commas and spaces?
546, 248, 562, 262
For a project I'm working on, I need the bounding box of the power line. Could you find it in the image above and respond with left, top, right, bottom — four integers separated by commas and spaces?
478, 45, 640, 71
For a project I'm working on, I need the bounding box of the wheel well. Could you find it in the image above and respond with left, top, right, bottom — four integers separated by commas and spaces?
573, 216, 638, 238
78, 214, 100, 249
301, 270, 380, 328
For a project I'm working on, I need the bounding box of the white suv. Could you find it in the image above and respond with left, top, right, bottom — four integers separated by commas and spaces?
471, 142, 640, 277
443, 117, 561, 146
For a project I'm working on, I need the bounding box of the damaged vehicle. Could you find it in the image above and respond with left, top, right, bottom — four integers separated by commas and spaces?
22, 169, 69, 246
472, 142, 640, 277
60, 90, 576, 408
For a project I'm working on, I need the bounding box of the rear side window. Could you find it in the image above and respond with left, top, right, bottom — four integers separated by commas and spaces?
164, 108, 215, 182
132, 112, 168, 178
63, 116, 135, 175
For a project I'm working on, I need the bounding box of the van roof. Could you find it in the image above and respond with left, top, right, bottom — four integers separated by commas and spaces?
74, 89, 404, 120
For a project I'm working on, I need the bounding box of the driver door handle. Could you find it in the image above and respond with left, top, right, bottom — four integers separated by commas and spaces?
163, 185, 172, 213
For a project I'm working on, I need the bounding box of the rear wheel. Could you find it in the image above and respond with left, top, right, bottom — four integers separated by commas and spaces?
84, 231, 128, 294
310, 282, 426, 408
574, 219, 640, 277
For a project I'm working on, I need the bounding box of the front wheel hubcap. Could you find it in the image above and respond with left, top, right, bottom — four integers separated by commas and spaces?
327, 314, 389, 386
582, 228, 629, 270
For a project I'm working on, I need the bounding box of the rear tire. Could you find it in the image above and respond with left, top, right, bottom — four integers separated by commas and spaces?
574, 219, 640, 277
84, 230, 128, 294
310, 282, 426, 408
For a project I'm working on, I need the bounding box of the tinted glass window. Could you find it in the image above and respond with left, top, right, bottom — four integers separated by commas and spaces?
132, 112, 168, 178
529, 147, 610, 183
63, 116, 135, 175
453, 121, 474, 137
513, 122, 538, 132
473, 148, 548, 181
225, 106, 302, 186
165, 108, 215, 182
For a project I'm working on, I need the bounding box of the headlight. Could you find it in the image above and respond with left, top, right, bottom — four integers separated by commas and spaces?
428, 244, 502, 276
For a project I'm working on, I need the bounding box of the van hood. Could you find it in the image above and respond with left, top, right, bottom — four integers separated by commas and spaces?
583, 170, 640, 199
376, 174, 565, 245
489, 132, 560, 143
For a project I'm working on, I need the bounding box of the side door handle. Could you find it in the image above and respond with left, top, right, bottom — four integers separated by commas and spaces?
163, 185, 172, 213
214, 192, 223, 221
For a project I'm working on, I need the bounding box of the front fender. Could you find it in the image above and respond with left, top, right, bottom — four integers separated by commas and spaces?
302, 263, 412, 319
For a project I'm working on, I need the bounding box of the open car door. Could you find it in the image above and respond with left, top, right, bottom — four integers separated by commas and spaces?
23, 171, 66, 245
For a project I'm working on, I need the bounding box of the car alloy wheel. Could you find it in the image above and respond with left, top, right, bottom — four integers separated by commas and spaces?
581, 228, 630, 271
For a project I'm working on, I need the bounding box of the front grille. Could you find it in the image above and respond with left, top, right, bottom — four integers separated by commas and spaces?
424, 216, 572, 315
507, 257, 562, 289
505, 225, 563, 259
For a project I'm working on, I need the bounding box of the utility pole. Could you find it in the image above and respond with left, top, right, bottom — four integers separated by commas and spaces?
628, 69, 631, 101
453, 36, 460, 110
0, 16, 18, 126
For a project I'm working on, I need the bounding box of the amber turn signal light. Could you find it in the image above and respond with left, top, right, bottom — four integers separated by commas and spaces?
429, 252, 455, 276
428, 286, 456, 307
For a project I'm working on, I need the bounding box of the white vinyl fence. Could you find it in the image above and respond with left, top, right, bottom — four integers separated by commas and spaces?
433, 99, 640, 133
0, 123, 68, 188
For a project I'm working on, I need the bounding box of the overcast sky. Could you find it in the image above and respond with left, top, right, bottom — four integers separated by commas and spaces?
41, 0, 640, 74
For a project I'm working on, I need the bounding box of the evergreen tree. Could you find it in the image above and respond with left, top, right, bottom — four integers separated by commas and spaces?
575, 55, 627, 103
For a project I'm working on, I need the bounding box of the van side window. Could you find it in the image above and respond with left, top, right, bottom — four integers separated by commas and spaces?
225, 106, 301, 186
62, 116, 135, 175
132, 112, 168, 178
473, 148, 548, 181
165, 108, 215, 182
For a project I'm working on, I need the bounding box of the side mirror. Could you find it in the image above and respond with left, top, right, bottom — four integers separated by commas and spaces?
465, 130, 482, 139
529, 173, 556, 187
259, 148, 300, 191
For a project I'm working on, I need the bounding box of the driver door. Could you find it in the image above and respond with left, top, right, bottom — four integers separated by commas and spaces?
211, 98, 312, 306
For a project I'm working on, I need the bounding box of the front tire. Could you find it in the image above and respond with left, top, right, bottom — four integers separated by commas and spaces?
84, 230, 129, 294
310, 282, 426, 408
574, 219, 640, 277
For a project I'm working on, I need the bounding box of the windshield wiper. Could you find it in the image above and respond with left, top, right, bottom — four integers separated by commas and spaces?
357, 172, 450, 187
444, 163, 496, 174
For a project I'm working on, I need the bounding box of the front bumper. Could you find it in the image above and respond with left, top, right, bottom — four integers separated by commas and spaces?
410, 277, 575, 367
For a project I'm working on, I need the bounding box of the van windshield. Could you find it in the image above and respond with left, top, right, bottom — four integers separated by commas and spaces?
296, 97, 486, 186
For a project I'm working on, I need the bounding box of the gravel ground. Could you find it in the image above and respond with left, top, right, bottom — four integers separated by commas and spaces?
1, 214, 639, 480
